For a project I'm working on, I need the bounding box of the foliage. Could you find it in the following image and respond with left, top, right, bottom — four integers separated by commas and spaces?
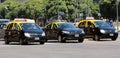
0, 0, 119, 21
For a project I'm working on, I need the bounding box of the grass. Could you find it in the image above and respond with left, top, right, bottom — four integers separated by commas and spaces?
113, 22, 120, 31
113, 22, 120, 27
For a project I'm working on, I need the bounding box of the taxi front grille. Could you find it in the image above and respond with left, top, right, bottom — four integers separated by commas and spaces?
70, 31, 81, 34
105, 30, 115, 33
30, 33, 42, 37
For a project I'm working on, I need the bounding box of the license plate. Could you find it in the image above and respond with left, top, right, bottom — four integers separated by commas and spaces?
35, 37, 39, 40
75, 34, 79, 37
110, 33, 114, 36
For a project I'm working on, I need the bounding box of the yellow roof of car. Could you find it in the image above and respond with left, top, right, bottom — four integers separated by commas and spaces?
76, 19, 104, 27
8, 21, 34, 24
45, 22, 71, 28
52, 22, 69, 24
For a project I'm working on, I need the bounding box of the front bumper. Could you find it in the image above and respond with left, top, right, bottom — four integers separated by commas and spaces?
62, 34, 85, 40
100, 33, 118, 38
26, 36, 46, 42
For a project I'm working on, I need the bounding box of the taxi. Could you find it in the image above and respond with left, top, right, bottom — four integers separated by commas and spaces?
44, 22, 85, 43
4, 19, 45, 45
76, 20, 118, 41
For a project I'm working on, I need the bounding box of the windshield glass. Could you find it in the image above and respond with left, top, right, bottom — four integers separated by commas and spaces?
94, 21, 111, 27
20, 23, 40, 30
58, 23, 75, 29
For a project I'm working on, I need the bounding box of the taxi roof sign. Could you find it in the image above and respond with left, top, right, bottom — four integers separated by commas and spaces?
14, 18, 35, 23
86, 16, 94, 20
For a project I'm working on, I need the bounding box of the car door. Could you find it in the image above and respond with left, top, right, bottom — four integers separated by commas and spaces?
51, 23, 59, 39
45, 23, 53, 39
5, 23, 14, 41
86, 21, 96, 35
78, 21, 86, 33
12, 23, 21, 41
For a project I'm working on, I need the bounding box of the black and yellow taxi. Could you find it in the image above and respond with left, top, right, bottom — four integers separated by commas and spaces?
4, 21, 45, 45
44, 22, 85, 43
76, 20, 118, 41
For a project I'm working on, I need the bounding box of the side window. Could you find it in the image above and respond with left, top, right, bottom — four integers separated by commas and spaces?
79, 21, 86, 27
7, 23, 13, 30
13, 23, 19, 30
0, 24, 6, 29
88, 22, 95, 28
52, 24, 57, 29
46, 24, 52, 29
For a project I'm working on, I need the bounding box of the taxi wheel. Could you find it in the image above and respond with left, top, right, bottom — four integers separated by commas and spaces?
78, 38, 84, 43
40, 39, 45, 44
111, 37, 117, 41
5, 37, 9, 44
40, 41, 45, 44
58, 35, 66, 43
93, 35, 100, 41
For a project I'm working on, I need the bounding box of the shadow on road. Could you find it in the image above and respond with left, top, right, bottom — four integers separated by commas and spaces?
3, 42, 45, 46
47, 40, 81, 43
0, 38, 4, 41
87, 38, 114, 42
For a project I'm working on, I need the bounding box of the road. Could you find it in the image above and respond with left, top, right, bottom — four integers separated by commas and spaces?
0, 34, 120, 58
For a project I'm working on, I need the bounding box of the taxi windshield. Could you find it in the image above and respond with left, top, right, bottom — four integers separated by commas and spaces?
58, 23, 75, 29
94, 21, 111, 27
20, 23, 40, 30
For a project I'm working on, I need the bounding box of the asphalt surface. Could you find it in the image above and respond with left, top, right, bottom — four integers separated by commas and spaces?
0, 33, 120, 58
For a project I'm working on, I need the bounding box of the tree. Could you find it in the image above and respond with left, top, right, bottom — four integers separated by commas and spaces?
0, 0, 119, 21
16, 0, 46, 19
100, 0, 120, 20
0, 0, 20, 19
0, 0, 46, 20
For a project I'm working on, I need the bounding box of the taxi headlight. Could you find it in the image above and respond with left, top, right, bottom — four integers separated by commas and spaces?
81, 30, 85, 34
24, 33, 31, 37
115, 30, 118, 33
100, 29, 106, 33
42, 32, 45, 36
62, 31, 70, 34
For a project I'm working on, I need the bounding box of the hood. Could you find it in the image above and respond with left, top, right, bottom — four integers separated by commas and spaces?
23, 29, 43, 33
99, 26, 116, 30
62, 28, 83, 31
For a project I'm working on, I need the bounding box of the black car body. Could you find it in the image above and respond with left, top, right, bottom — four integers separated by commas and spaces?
77, 20, 118, 41
4, 22, 45, 45
45, 22, 85, 43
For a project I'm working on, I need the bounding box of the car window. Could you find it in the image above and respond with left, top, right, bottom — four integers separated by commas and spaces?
20, 23, 40, 30
94, 21, 111, 27
88, 21, 95, 28
52, 24, 58, 29
46, 24, 52, 29
13, 23, 19, 30
58, 23, 75, 29
7, 23, 13, 30
0, 24, 6, 29
78, 21, 86, 27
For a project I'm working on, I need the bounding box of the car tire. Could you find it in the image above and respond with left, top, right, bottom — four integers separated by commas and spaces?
78, 38, 84, 43
4, 37, 9, 44
40, 41, 45, 44
93, 35, 100, 41
111, 37, 117, 41
40, 38, 45, 44
58, 35, 66, 43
